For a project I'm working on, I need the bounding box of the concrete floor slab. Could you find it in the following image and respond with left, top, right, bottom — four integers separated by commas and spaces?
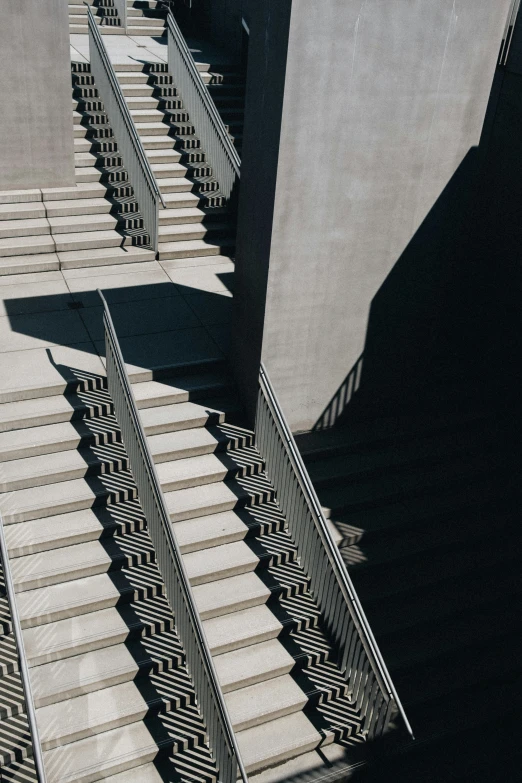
184, 290, 232, 326
79, 296, 199, 342
67, 268, 174, 308
95, 326, 224, 379
0, 310, 91, 353
0, 278, 73, 316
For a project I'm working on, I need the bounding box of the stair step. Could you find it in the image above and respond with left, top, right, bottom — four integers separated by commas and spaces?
158, 237, 235, 260
193, 571, 271, 621
203, 604, 282, 656
17, 561, 163, 628
0, 218, 50, 239
53, 229, 125, 253
0, 252, 59, 276
5, 499, 144, 558
226, 675, 307, 733
45, 197, 113, 218
58, 245, 155, 269
184, 540, 259, 587
0, 233, 55, 258
155, 446, 263, 494
0, 202, 46, 221
0, 188, 42, 205
31, 629, 182, 708
158, 221, 229, 243
48, 213, 118, 235
42, 720, 158, 783
159, 207, 207, 225
37, 681, 149, 751
0, 380, 231, 433
214, 638, 295, 693
237, 711, 322, 775
146, 149, 182, 164
164, 472, 274, 523
150, 162, 188, 178
42, 182, 109, 201
11, 533, 154, 592
23, 594, 174, 666
141, 134, 179, 150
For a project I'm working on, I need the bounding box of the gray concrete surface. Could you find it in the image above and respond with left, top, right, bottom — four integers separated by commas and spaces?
233, 0, 513, 432
0, 0, 75, 190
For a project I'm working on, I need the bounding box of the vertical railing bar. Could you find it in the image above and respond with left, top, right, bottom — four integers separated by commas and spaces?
256, 362, 414, 741
0, 513, 47, 783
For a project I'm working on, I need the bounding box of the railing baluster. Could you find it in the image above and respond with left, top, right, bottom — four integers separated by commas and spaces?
98, 290, 248, 783
86, 4, 165, 251
256, 363, 414, 742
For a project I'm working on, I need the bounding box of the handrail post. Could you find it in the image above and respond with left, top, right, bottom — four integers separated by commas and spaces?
86, 4, 165, 253
0, 514, 47, 782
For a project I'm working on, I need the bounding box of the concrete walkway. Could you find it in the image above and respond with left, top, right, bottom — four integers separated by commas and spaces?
0, 256, 233, 402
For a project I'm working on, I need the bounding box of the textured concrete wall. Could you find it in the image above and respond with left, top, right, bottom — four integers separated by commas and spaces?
0, 0, 75, 190
234, 0, 513, 432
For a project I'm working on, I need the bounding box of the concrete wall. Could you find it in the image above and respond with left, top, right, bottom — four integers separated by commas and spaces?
233, 0, 513, 432
0, 0, 75, 190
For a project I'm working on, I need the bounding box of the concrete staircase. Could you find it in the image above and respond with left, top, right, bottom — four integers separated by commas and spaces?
68, 0, 167, 37
113, 61, 237, 263
0, 65, 160, 277
0, 355, 366, 781
296, 403, 522, 781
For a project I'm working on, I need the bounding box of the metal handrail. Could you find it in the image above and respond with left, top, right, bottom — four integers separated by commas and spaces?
167, 11, 241, 202
86, 4, 165, 250
0, 513, 47, 782
257, 363, 414, 741
98, 290, 248, 783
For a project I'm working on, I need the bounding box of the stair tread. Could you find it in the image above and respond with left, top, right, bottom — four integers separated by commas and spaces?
164, 472, 273, 523
37, 680, 149, 750
193, 571, 271, 620
42, 719, 157, 783
237, 710, 322, 774
202, 604, 282, 656
23, 596, 172, 666
184, 539, 259, 586
214, 638, 295, 693
5, 500, 143, 559
18, 562, 163, 628
225, 674, 307, 733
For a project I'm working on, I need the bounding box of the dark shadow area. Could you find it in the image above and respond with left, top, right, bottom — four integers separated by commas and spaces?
294, 63, 522, 781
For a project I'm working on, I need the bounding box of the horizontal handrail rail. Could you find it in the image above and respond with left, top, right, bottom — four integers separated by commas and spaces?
167, 10, 241, 203
86, 3, 165, 251
257, 363, 414, 741
98, 290, 248, 783
0, 513, 47, 782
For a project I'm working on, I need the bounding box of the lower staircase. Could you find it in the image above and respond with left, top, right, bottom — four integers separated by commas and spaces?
0, 352, 369, 781
296, 396, 522, 781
